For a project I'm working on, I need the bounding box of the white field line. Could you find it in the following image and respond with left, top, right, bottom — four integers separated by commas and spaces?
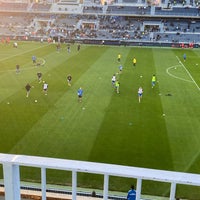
0, 43, 50, 62
166, 65, 193, 83
0, 58, 46, 74
176, 56, 200, 91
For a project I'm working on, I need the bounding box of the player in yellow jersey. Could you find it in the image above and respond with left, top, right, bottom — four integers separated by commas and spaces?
117, 53, 121, 62
133, 57, 136, 66
152, 74, 156, 88
115, 80, 120, 94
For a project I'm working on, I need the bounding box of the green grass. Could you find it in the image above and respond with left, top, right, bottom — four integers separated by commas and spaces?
0, 42, 200, 199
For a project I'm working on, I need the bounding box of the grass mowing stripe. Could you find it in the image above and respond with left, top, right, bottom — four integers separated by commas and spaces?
154, 48, 200, 173
0, 44, 86, 152
0, 43, 200, 198
0, 44, 87, 102
86, 47, 173, 195
9, 46, 126, 183
9, 46, 113, 158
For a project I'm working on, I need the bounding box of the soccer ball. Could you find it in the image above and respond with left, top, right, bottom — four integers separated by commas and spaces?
35, 100, 38, 103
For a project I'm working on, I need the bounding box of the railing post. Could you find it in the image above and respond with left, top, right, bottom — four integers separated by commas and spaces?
3, 163, 20, 200
72, 171, 77, 200
136, 178, 142, 200
103, 174, 109, 200
169, 182, 176, 200
41, 167, 46, 200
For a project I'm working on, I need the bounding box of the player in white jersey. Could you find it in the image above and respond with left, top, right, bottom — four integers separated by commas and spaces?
138, 87, 143, 103
111, 74, 116, 87
43, 82, 48, 95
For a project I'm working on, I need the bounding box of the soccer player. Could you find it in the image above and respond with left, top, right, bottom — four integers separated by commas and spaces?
13, 42, 18, 48
77, 87, 83, 102
152, 74, 156, 88
138, 86, 143, 103
183, 53, 186, 62
77, 44, 81, 51
115, 80, 120, 94
67, 74, 72, 86
32, 55, 37, 65
127, 185, 136, 200
56, 43, 61, 52
16, 64, 20, 74
117, 53, 121, 62
67, 44, 71, 53
43, 81, 48, 95
119, 65, 123, 74
25, 83, 31, 97
111, 74, 116, 87
37, 72, 42, 83
133, 57, 136, 66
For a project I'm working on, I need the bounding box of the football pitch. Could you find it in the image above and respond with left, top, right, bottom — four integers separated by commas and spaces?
0, 41, 200, 199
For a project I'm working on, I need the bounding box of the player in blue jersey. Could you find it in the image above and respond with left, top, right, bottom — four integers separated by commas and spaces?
119, 65, 123, 74
77, 87, 83, 102
32, 55, 37, 65
183, 53, 186, 62
127, 185, 136, 200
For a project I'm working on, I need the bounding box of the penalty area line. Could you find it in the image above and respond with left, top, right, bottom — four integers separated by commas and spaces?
166, 65, 193, 83
176, 56, 200, 91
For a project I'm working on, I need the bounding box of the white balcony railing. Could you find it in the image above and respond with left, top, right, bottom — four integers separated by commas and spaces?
1, 153, 200, 200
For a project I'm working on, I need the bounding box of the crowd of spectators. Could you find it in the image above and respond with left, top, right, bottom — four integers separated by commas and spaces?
0, 0, 200, 45
0, 12, 200, 44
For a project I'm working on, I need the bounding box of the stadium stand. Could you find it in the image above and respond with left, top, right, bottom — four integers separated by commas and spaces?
106, 6, 151, 15
57, 0, 80, 5
0, 11, 199, 48
155, 6, 200, 16
31, 3, 52, 11
83, 6, 103, 14
0, 2, 28, 11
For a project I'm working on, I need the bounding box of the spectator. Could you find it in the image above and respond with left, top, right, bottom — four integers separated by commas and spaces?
127, 185, 136, 200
